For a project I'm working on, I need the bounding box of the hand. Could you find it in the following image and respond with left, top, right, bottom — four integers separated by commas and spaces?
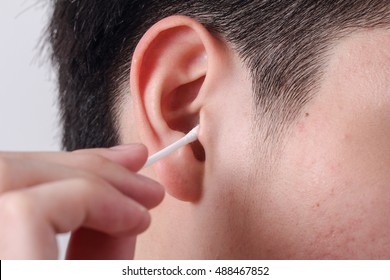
0, 145, 164, 259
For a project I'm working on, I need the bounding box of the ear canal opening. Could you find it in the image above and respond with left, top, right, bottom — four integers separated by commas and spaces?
190, 140, 205, 162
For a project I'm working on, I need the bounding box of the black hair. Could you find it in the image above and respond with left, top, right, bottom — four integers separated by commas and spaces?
47, 0, 390, 151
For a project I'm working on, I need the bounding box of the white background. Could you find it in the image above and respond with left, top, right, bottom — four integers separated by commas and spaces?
0, 1, 59, 151
0, 0, 69, 258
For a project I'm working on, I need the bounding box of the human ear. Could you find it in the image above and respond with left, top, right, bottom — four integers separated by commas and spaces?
130, 15, 225, 202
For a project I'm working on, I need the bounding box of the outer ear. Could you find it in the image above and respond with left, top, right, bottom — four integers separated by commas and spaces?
130, 16, 224, 202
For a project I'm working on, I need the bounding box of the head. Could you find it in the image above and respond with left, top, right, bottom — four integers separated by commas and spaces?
48, 0, 390, 259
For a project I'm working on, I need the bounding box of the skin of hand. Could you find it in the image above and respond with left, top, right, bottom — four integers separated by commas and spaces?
0, 144, 164, 260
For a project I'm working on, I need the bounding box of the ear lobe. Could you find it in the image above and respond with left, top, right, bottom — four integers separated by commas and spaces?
130, 16, 216, 202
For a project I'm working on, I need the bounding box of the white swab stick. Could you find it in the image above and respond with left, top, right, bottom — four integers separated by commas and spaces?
143, 125, 200, 169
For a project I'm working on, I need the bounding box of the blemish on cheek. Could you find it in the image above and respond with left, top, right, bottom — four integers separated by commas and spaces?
342, 133, 352, 142
296, 112, 311, 133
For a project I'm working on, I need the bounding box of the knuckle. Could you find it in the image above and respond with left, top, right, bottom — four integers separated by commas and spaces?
67, 176, 112, 207
0, 192, 34, 222
72, 176, 109, 194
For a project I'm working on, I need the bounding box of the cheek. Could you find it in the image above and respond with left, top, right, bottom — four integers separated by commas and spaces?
271, 103, 390, 258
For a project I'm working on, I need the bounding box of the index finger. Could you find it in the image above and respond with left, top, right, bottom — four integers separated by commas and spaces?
0, 144, 148, 172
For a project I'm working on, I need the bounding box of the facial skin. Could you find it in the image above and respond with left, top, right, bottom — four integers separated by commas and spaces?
272, 29, 390, 258
120, 16, 390, 259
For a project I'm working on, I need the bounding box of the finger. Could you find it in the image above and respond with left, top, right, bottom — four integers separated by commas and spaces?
73, 144, 149, 171
39, 178, 151, 234
0, 144, 148, 172
0, 156, 164, 209
0, 157, 84, 193
0, 178, 150, 258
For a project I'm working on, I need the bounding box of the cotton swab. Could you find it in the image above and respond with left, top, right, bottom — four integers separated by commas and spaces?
143, 125, 200, 169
